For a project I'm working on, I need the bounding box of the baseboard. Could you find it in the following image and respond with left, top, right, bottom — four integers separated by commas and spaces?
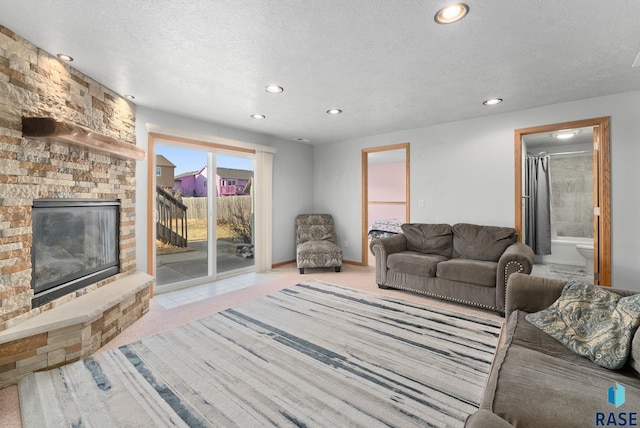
272, 260, 295, 269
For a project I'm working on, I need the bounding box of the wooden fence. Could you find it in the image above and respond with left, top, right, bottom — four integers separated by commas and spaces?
182, 196, 252, 220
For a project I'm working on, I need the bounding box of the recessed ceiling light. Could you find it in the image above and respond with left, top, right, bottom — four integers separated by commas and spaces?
124, 94, 135, 100
326, 109, 342, 115
251, 114, 266, 119
434, 3, 469, 24
296, 138, 311, 143
265, 85, 284, 94
56, 53, 74, 62
483, 98, 503, 106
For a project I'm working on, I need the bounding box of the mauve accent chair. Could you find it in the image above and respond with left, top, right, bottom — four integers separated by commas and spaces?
296, 214, 343, 274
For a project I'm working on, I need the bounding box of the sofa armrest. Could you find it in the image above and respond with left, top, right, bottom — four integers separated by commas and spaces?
370, 233, 407, 257
495, 242, 534, 311
370, 234, 407, 285
505, 273, 567, 318
465, 410, 515, 428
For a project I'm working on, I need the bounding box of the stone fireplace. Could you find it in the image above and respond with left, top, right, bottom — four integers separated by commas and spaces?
0, 26, 152, 387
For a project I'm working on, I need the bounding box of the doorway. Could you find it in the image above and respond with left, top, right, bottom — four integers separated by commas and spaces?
514, 117, 610, 285
149, 135, 257, 292
361, 143, 410, 266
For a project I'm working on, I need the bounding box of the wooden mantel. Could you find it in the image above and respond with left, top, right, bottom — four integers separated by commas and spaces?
22, 117, 146, 161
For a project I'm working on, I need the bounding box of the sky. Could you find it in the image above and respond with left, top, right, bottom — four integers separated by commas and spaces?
156, 145, 253, 175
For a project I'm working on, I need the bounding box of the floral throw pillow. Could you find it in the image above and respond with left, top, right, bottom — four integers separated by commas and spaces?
526, 280, 640, 370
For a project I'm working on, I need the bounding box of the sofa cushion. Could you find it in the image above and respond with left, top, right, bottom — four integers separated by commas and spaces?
526, 280, 640, 370
435, 258, 497, 287
452, 223, 516, 262
465, 410, 515, 428
296, 225, 335, 243
482, 311, 640, 426
296, 240, 342, 268
387, 251, 447, 277
401, 223, 453, 257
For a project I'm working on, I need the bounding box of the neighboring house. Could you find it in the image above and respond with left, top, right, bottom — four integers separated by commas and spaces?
155, 155, 176, 188
174, 166, 208, 197
173, 167, 253, 197
217, 168, 253, 196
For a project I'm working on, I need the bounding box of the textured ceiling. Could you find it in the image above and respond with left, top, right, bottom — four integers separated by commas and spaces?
1, 1, 639, 144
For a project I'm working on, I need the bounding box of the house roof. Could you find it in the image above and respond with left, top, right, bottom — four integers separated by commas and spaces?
173, 171, 199, 180
218, 168, 253, 180
155, 155, 176, 168
2, 2, 639, 144
174, 167, 252, 181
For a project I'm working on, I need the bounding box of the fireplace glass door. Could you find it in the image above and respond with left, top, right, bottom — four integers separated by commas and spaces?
31, 199, 120, 307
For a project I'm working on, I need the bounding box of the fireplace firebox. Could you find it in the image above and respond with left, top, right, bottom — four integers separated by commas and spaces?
31, 199, 120, 307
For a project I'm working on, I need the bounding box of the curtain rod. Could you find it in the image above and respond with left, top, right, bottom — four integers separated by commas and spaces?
530, 150, 593, 157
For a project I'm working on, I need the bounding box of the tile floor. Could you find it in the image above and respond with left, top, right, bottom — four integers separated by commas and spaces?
154, 271, 286, 309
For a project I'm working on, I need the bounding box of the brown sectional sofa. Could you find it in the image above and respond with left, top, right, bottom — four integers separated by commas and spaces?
370, 223, 534, 313
466, 273, 640, 427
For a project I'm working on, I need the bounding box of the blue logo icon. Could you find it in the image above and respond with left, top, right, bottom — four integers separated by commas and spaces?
608, 383, 625, 408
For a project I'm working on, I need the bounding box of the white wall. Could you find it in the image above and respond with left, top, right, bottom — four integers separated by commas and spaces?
368, 162, 406, 223
271, 137, 316, 261
134, 107, 315, 272
314, 91, 640, 288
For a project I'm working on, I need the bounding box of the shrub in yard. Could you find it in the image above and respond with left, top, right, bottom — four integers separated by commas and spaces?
217, 196, 252, 243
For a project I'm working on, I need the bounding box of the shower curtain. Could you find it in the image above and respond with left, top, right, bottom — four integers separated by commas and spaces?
524, 155, 551, 255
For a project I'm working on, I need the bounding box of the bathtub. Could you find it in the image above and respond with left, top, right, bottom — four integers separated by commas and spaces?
536, 236, 593, 266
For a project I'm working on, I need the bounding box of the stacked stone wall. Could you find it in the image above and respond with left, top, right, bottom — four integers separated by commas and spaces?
0, 25, 137, 331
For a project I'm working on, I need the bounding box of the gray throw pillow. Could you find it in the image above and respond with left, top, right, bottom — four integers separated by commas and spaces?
401, 223, 453, 257
526, 280, 640, 370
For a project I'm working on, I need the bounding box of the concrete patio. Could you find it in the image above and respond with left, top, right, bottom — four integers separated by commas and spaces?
156, 240, 255, 286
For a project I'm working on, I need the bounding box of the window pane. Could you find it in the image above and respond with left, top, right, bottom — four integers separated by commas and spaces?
155, 146, 209, 286
216, 154, 254, 274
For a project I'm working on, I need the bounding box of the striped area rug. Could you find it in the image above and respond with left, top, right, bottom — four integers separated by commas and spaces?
19, 280, 502, 427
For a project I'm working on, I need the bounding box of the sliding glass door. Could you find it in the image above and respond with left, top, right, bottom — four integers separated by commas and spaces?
154, 143, 254, 289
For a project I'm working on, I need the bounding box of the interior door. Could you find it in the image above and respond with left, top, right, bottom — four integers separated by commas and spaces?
362, 143, 410, 266
514, 117, 611, 285
592, 126, 601, 283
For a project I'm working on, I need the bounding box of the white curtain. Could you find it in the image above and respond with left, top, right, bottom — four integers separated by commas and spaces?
253, 150, 273, 272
